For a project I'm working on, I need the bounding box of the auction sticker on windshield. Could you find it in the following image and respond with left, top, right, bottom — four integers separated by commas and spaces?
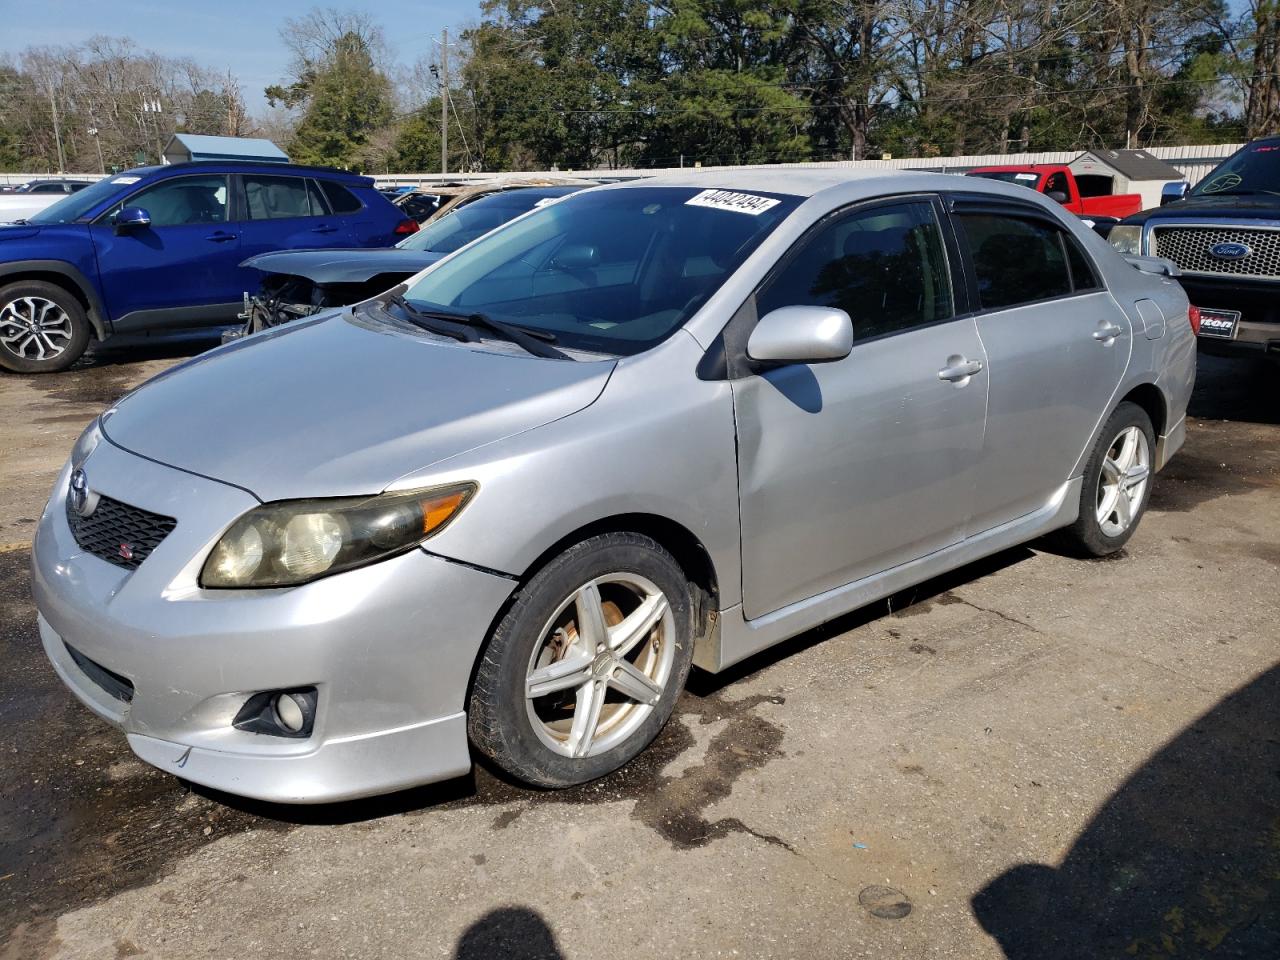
685, 189, 781, 215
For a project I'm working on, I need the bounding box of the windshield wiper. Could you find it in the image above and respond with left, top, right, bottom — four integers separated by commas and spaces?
380, 290, 571, 360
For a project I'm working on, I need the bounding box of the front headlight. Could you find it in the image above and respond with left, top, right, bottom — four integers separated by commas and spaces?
70, 417, 101, 468
1109, 225, 1143, 256
201, 482, 476, 588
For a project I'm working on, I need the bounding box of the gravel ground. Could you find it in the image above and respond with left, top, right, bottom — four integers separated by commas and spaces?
1, 339, 1276, 960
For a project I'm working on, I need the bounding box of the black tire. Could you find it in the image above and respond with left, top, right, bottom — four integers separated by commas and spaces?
0, 280, 91, 373
468, 532, 695, 788
1056, 401, 1156, 557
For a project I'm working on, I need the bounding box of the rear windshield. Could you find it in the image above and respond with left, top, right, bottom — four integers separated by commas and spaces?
1191, 142, 1280, 197
399, 186, 801, 355
399, 192, 568, 253
969, 171, 1043, 189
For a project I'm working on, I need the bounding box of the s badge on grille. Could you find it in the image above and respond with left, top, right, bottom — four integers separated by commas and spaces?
68, 468, 98, 517
1209, 241, 1252, 261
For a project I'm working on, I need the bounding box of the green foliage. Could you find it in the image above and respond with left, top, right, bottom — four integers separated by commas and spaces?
277, 32, 393, 168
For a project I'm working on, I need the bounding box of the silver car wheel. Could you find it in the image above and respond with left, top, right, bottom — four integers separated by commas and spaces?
524, 572, 675, 759
0, 296, 74, 362
1095, 425, 1151, 538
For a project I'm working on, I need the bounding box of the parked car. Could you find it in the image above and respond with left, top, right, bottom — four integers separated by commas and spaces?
0, 161, 417, 373
967, 165, 1144, 225
1108, 136, 1280, 358
33, 171, 1194, 803
0, 178, 96, 222
233, 185, 586, 334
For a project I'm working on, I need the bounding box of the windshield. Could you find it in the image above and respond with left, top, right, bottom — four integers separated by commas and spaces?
1191, 142, 1280, 197
28, 172, 146, 224
398, 193, 558, 253
969, 171, 1042, 188
399, 186, 801, 356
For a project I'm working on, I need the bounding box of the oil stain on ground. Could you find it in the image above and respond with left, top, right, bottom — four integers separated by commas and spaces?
0, 552, 288, 945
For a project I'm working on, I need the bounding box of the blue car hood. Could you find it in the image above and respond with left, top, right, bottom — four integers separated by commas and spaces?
101, 311, 614, 502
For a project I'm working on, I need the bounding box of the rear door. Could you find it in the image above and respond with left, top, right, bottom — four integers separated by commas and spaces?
949, 197, 1132, 532
88, 173, 243, 329
732, 196, 990, 620
234, 174, 354, 294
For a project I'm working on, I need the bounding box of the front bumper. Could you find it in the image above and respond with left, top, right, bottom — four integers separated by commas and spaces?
1176, 275, 1280, 357
32, 437, 516, 803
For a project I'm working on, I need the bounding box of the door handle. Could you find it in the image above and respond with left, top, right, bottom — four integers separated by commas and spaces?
937, 358, 984, 383
311, 224, 338, 234
205, 231, 235, 242
1093, 323, 1124, 341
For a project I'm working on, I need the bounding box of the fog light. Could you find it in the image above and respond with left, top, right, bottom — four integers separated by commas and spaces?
275, 693, 305, 732
232, 686, 318, 738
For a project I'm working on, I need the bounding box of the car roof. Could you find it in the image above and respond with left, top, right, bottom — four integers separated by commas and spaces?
602, 167, 951, 199
120, 161, 372, 185
470, 185, 582, 205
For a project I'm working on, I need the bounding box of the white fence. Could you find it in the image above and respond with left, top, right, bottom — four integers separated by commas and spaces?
2, 142, 1243, 190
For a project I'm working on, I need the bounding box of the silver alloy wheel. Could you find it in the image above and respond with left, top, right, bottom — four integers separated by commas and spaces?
524, 572, 675, 759
0, 296, 74, 362
1096, 425, 1151, 537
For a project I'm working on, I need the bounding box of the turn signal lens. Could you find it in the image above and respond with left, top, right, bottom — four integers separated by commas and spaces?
201, 482, 476, 588
1187, 305, 1201, 336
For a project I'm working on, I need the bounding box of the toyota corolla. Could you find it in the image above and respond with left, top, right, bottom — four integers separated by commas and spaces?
33, 171, 1195, 803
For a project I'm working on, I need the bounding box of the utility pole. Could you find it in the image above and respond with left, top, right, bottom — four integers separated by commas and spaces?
48, 87, 66, 173
440, 29, 449, 176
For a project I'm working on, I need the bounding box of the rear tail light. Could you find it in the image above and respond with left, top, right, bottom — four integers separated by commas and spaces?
1187, 305, 1201, 335
394, 218, 419, 236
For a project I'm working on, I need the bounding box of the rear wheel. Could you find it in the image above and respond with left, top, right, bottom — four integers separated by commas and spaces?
1057, 401, 1155, 556
468, 532, 694, 788
0, 280, 91, 373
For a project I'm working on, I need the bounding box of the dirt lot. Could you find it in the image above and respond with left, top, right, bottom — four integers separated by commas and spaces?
1, 338, 1277, 960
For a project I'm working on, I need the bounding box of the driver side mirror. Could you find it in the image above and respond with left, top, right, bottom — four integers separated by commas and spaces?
747, 306, 853, 365
1046, 190, 1069, 204
113, 206, 151, 233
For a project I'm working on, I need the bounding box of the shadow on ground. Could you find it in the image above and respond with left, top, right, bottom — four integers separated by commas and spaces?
454, 907, 564, 960
973, 663, 1280, 959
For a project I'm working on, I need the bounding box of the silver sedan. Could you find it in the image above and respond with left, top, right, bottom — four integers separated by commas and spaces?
33, 171, 1195, 802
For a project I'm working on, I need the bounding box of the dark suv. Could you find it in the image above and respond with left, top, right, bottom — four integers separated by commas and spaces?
0, 161, 417, 372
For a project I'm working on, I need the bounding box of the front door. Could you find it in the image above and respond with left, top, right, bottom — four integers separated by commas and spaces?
732, 197, 989, 620
89, 173, 243, 329
950, 203, 1132, 532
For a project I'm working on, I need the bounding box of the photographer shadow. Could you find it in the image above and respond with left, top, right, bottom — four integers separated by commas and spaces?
973, 663, 1280, 958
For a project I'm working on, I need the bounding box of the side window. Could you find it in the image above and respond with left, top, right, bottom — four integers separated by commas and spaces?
1063, 233, 1100, 291
112, 175, 228, 226
320, 180, 363, 214
756, 200, 954, 342
957, 213, 1071, 309
243, 175, 326, 220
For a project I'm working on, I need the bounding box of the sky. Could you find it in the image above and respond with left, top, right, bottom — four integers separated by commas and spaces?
0, 0, 482, 111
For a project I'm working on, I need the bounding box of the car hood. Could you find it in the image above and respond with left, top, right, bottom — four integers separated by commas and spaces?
242, 247, 445, 284
1125, 194, 1280, 225
101, 312, 615, 502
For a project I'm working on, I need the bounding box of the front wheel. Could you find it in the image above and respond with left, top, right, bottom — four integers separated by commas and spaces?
1057, 401, 1156, 557
468, 532, 695, 788
0, 280, 91, 373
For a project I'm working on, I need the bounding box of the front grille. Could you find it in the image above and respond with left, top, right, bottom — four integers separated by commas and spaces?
65, 642, 134, 703
1152, 225, 1280, 279
66, 493, 176, 570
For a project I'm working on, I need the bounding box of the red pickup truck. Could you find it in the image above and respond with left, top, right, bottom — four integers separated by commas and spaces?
966, 165, 1143, 219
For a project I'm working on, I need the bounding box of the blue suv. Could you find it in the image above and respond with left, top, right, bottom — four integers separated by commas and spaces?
0, 161, 417, 372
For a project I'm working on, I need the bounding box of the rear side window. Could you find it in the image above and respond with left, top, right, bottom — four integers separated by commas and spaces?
756, 200, 954, 342
243, 175, 327, 219
958, 214, 1071, 309
320, 180, 363, 214
1064, 234, 1100, 290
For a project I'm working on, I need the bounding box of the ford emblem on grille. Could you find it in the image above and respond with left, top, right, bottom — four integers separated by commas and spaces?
68, 468, 98, 518
1209, 241, 1252, 261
